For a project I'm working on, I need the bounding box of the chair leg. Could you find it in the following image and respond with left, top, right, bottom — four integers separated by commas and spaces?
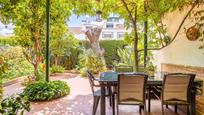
93, 96, 100, 115
162, 104, 164, 115
139, 106, 142, 114
175, 105, 178, 113
112, 94, 115, 115
166, 105, 168, 108
144, 105, 147, 115
117, 104, 119, 115
187, 105, 190, 115
108, 87, 112, 107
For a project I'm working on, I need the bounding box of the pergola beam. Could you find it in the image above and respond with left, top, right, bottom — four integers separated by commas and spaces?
144, 0, 148, 67
45, 0, 50, 82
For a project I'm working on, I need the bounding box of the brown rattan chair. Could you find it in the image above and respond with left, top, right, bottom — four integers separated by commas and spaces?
87, 70, 114, 115
116, 73, 148, 115
161, 73, 195, 115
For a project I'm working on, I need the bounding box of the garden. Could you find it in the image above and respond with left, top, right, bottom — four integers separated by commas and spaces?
0, 0, 204, 115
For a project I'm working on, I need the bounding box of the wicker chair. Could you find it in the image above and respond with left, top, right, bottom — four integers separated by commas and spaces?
116, 73, 148, 115
87, 70, 114, 115
161, 73, 195, 115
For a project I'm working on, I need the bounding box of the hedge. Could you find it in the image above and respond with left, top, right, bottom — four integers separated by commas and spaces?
80, 39, 125, 68
0, 37, 18, 46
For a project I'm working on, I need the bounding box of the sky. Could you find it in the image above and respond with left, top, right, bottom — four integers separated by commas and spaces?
0, 14, 86, 36
67, 14, 87, 27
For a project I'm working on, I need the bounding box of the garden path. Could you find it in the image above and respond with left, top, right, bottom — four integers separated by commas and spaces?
3, 72, 186, 115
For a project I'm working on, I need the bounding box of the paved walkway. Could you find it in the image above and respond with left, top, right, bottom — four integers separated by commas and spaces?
3, 72, 187, 115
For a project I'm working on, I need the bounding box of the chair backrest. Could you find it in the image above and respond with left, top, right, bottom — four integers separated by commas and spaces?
118, 73, 148, 104
87, 70, 96, 94
162, 73, 195, 102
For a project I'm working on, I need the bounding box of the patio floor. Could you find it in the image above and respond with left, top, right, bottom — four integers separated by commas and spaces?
3, 72, 188, 115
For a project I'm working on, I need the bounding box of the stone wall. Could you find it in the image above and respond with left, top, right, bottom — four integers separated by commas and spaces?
161, 63, 204, 78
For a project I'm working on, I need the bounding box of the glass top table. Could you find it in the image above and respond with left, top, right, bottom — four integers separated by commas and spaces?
98, 71, 203, 115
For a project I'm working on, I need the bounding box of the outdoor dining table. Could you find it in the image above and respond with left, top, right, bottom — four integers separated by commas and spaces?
98, 71, 203, 115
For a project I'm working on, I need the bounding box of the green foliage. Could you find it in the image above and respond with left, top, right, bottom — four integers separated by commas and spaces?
114, 65, 133, 72
50, 65, 65, 74
35, 63, 45, 81
80, 40, 125, 68
0, 0, 73, 78
113, 44, 156, 73
147, 0, 197, 23
79, 68, 88, 77
116, 46, 133, 66
99, 40, 125, 67
0, 37, 18, 46
21, 75, 36, 86
22, 80, 70, 101
0, 46, 33, 83
0, 94, 30, 115
78, 49, 106, 76
50, 34, 81, 70
0, 55, 8, 99
193, 9, 204, 51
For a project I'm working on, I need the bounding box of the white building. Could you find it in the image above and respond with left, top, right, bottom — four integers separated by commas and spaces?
69, 15, 131, 40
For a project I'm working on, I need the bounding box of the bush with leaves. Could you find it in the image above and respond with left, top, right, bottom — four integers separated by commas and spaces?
50, 65, 65, 74
78, 48, 106, 77
0, 37, 18, 46
0, 46, 33, 83
22, 80, 70, 101
0, 55, 7, 99
0, 94, 30, 115
80, 40, 125, 68
0, 55, 8, 99
50, 34, 81, 70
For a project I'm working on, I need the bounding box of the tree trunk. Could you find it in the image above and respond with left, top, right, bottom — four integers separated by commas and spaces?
33, 31, 42, 80
54, 55, 58, 66
85, 27, 104, 57
133, 25, 139, 72
133, 7, 139, 72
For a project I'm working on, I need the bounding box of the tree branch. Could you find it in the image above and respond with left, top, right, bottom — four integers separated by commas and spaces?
170, 2, 198, 44
120, 0, 136, 24
138, 2, 198, 53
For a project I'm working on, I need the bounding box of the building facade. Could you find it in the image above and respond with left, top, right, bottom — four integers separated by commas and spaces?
69, 15, 131, 40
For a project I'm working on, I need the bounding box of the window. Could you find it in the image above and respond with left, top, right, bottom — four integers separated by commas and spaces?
117, 32, 124, 38
107, 18, 113, 22
114, 18, 119, 22
102, 32, 114, 38
106, 23, 114, 28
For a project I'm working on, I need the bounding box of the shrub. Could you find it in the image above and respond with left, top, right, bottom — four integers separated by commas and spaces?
0, 94, 30, 115
0, 37, 18, 46
78, 49, 106, 76
50, 65, 65, 74
80, 40, 125, 68
50, 35, 81, 70
100, 40, 125, 67
0, 46, 33, 82
21, 75, 35, 86
22, 80, 70, 101
0, 55, 8, 99
80, 68, 87, 77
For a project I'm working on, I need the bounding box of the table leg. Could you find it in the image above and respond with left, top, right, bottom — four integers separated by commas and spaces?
148, 86, 151, 112
100, 85, 106, 115
191, 92, 196, 115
